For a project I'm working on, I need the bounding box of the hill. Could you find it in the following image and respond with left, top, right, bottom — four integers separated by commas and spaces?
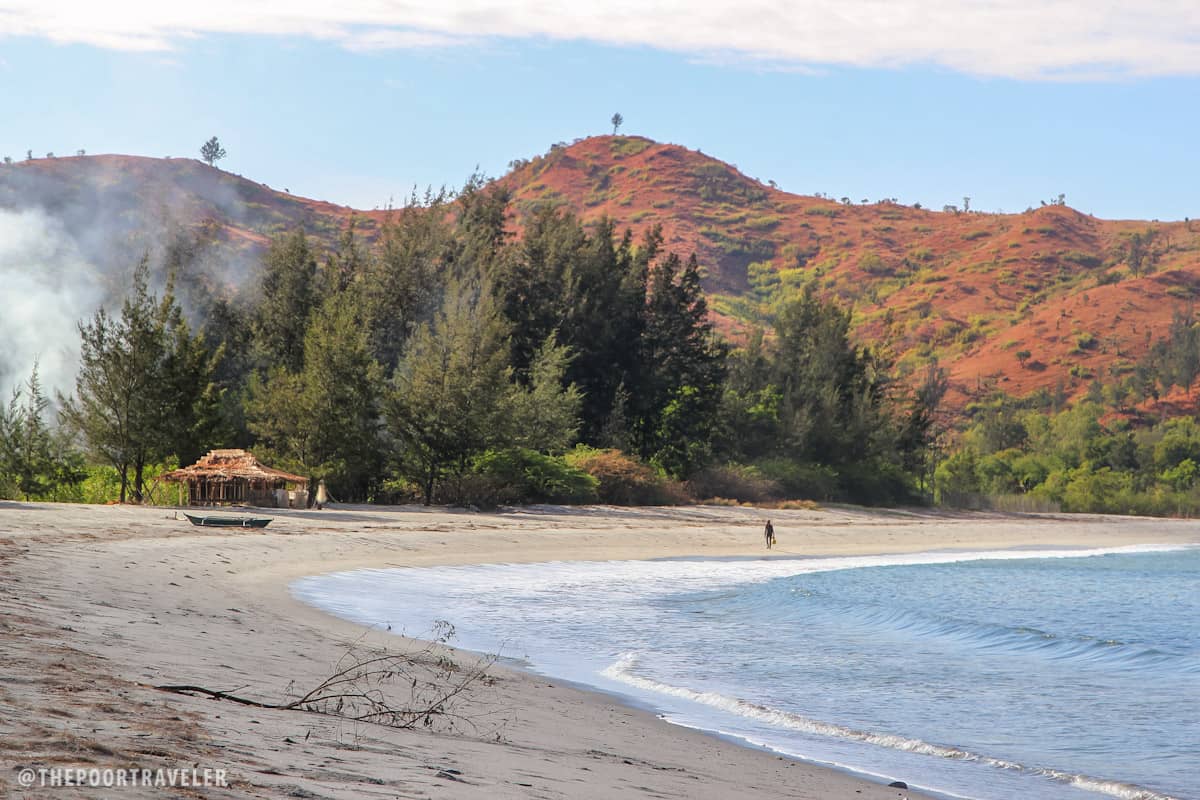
4, 141, 1198, 412
0, 154, 388, 297
500, 136, 1200, 408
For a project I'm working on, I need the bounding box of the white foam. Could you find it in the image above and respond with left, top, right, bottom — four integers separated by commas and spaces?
601, 653, 1182, 800
292, 544, 1197, 800
296, 543, 1195, 613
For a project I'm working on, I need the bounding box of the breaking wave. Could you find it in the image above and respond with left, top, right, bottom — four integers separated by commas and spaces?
602, 653, 1182, 800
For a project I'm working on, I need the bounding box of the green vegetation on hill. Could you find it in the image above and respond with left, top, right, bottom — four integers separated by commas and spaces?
8, 139, 1200, 516
1, 175, 941, 508
935, 309, 1200, 515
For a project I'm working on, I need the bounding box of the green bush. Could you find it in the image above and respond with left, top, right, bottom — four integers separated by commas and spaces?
609, 137, 652, 157
49, 462, 179, 505
1058, 466, 1135, 514
754, 458, 839, 501
471, 448, 599, 506
858, 251, 892, 276
839, 459, 920, 506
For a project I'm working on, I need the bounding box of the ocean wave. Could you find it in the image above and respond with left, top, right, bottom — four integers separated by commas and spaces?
601, 653, 1183, 800
806, 602, 1200, 675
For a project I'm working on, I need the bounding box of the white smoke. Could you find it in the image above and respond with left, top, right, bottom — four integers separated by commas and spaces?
0, 207, 107, 405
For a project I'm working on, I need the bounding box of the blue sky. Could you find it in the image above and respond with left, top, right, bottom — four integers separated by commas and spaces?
2, 3, 1198, 220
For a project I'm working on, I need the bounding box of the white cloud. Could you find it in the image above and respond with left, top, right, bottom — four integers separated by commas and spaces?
2, 0, 1199, 79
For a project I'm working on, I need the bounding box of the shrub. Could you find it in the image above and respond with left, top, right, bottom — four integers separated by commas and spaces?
858, 251, 892, 276
1058, 466, 1135, 514
563, 446, 687, 505
686, 463, 782, 503
699, 497, 743, 506
60, 462, 178, 505
744, 214, 782, 231
609, 137, 651, 157
471, 448, 599, 506
754, 458, 839, 501
377, 477, 422, 504
765, 499, 820, 510
839, 459, 920, 505
1063, 251, 1103, 268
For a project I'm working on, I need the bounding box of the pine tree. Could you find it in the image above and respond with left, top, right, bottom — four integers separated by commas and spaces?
508, 334, 582, 453
361, 191, 453, 373
245, 368, 314, 473
453, 174, 512, 281
562, 222, 653, 443
634, 252, 727, 476
247, 292, 384, 500
385, 279, 512, 504
896, 361, 948, 490
162, 306, 225, 466
200, 136, 226, 167
322, 218, 367, 295
0, 365, 56, 499
492, 206, 587, 380
60, 258, 214, 502
771, 286, 892, 468
714, 328, 782, 463
255, 228, 318, 373
300, 293, 385, 498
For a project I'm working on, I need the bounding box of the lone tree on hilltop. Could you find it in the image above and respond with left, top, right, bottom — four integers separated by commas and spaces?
200, 136, 226, 167
611, 113, 623, 135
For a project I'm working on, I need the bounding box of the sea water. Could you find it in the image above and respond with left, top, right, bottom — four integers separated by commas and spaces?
292, 545, 1199, 800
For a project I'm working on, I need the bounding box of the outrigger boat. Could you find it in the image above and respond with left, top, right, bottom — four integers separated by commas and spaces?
182, 512, 272, 529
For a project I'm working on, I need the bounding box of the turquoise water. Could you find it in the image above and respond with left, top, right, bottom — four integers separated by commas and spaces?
293, 545, 1199, 800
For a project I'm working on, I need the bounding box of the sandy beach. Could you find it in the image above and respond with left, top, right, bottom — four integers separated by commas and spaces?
2, 501, 1197, 799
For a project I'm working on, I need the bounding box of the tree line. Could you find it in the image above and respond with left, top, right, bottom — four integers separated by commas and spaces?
934, 307, 1200, 516
1, 178, 943, 507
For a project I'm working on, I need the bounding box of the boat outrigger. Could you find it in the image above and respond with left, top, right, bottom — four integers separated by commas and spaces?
182, 513, 272, 529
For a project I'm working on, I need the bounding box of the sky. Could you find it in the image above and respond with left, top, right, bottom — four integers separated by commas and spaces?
1, 1, 1199, 220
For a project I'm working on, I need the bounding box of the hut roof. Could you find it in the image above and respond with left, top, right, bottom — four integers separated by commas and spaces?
162, 449, 308, 485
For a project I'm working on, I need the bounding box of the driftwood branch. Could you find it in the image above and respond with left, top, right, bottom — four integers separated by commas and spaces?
155, 621, 501, 733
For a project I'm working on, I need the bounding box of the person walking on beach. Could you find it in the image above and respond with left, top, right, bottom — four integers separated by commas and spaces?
764, 519, 775, 549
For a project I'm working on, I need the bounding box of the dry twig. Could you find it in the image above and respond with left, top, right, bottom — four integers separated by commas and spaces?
155, 621, 499, 734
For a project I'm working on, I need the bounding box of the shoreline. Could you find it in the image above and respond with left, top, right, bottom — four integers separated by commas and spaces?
291, 540, 1195, 800
2, 501, 1196, 799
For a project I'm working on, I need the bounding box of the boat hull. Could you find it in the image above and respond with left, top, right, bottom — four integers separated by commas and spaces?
183, 513, 272, 528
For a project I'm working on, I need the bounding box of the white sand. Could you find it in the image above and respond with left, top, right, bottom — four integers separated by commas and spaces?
1, 500, 1196, 799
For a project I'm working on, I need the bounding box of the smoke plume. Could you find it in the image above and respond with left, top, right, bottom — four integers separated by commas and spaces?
0, 208, 106, 404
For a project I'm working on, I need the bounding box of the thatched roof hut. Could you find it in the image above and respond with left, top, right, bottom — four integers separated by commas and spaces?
162, 449, 308, 507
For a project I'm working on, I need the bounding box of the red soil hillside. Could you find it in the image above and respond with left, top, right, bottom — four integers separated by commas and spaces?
499, 136, 1200, 408
5, 141, 1198, 412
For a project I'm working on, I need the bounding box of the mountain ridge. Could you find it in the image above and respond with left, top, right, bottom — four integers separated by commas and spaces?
498, 136, 1200, 408
4, 137, 1198, 411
